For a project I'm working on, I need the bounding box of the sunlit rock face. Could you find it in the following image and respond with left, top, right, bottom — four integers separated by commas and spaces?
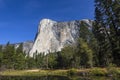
30, 19, 92, 57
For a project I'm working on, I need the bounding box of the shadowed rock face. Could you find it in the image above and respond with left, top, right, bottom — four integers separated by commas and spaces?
14, 41, 34, 54
29, 19, 93, 57
1, 41, 33, 55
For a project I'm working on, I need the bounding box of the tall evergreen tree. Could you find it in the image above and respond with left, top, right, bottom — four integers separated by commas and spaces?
35, 52, 45, 69
60, 46, 76, 68
94, 0, 120, 66
47, 52, 57, 69
80, 21, 99, 66
14, 43, 26, 70
77, 38, 93, 68
0, 45, 3, 68
2, 42, 15, 69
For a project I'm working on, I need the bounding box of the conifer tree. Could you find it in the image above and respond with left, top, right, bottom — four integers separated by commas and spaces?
80, 21, 99, 66
2, 42, 15, 69
0, 45, 3, 68
14, 43, 26, 69
77, 38, 93, 68
94, 0, 120, 66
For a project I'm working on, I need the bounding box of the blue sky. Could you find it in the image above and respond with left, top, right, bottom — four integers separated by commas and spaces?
0, 0, 94, 44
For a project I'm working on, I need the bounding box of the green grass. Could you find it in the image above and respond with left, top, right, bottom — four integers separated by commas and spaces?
0, 68, 120, 77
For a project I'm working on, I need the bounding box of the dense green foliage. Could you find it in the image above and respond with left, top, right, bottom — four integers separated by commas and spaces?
94, 0, 120, 66
0, 43, 26, 70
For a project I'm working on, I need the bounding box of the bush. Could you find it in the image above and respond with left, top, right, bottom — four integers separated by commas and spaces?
67, 68, 77, 76
108, 68, 120, 76
89, 68, 107, 76
107, 64, 120, 76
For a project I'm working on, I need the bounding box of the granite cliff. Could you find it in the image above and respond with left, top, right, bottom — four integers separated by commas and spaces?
30, 19, 93, 56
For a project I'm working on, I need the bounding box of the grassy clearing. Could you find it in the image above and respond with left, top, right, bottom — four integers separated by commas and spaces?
0, 69, 67, 76
0, 68, 120, 77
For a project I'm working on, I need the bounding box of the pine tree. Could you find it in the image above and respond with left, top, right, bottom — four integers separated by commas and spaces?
0, 45, 3, 68
47, 52, 57, 69
35, 52, 45, 69
77, 38, 93, 68
14, 43, 26, 70
110, 0, 120, 66
94, 0, 120, 66
2, 42, 15, 69
60, 46, 75, 68
80, 21, 99, 66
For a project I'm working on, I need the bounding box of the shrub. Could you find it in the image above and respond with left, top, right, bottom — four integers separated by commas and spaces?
107, 64, 120, 76
89, 68, 107, 76
67, 68, 77, 76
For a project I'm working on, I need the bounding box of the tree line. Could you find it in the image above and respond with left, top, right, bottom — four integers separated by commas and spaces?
0, 21, 95, 70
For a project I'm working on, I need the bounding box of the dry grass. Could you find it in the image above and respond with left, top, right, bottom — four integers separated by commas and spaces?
0, 67, 120, 76
0, 69, 67, 76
